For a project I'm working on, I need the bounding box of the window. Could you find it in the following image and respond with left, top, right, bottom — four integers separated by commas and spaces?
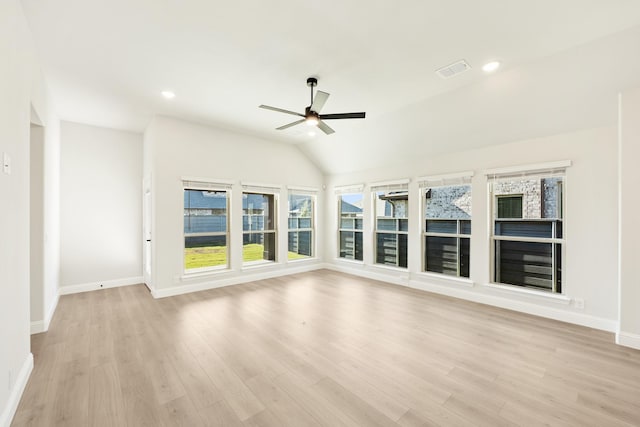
373, 181, 409, 268
243, 192, 277, 265
497, 195, 523, 218
490, 167, 565, 293
288, 192, 315, 260
422, 181, 472, 277
338, 192, 363, 260
183, 183, 230, 271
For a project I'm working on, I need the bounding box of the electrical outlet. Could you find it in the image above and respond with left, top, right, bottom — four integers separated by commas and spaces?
3, 152, 11, 175
574, 298, 585, 310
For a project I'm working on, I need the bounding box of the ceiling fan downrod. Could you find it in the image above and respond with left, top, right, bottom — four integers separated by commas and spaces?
307, 77, 318, 107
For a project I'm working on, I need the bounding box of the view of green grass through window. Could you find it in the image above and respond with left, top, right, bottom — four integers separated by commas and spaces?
243, 192, 277, 264
184, 188, 229, 270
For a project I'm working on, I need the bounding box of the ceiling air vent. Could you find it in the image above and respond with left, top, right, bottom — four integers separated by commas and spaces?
435, 60, 471, 79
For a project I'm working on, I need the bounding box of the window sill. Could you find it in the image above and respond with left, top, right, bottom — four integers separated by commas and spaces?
181, 267, 231, 281
242, 260, 278, 270
334, 257, 364, 265
372, 263, 408, 273
483, 282, 571, 305
287, 257, 317, 264
415, 272, 474, 287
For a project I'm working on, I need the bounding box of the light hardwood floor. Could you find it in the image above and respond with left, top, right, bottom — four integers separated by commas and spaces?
12, 270, 640, 426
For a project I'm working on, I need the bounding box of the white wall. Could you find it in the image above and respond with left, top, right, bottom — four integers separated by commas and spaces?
325, 126, 619, 331
29, 125, 44, 329
0, 1, 60, 425
144, 116, 324, 296
618, 88, 640, 349
60, 121, 143, 293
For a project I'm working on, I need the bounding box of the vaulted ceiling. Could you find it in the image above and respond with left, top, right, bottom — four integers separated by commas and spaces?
21, 0, 640, 174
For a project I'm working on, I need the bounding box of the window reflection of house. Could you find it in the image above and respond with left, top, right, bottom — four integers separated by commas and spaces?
492, 177, 564, 293
339, 194, 364, 260
423, 184, 472, 278
375, 191, 408, 268
288, 194, 314, 258
242, 193, 276, 263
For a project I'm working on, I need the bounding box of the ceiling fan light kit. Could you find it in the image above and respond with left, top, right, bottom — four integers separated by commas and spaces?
259, 77, 366, 135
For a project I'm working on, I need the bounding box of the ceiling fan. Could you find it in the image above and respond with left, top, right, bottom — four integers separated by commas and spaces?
259, 77, 366, 135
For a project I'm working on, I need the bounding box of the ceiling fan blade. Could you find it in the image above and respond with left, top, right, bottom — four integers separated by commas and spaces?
276, 119, 305, 130
259, 105, 304, 117
311, 91, 330, 113
320, 112, 366, 120
317, 120, 335, 135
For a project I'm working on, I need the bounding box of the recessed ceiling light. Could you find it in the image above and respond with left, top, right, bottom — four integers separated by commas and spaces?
161, 90, 175, 99
482, 61, 501, 73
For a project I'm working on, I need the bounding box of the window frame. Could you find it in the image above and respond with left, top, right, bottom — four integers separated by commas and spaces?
337, 192, 364, 261
242, 190, 278, 266
489, 173, 566, 294
372, 182, 409, 269
183, 182, 231, 274
421, 186, 472, 278
287, 191, 316, 261
496, 194, 524, 219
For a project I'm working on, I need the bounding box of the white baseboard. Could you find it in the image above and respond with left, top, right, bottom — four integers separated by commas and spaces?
616, 331, 640, 350
326, 262, 618, 333
59, 276, 143, 295
152, 263, 324, 299
30, 320, 45, 335
31, 292, 60, 334
407, 278, 617, 332
0, 353, 33, 427
326, 262, 411, 286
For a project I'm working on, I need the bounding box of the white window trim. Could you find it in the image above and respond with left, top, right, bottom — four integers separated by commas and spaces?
287, 185, 319, 195
334, 184, 364, 195
417, 170, 474, 187
182, 176, 235, 189
242, 181, 281, 194
180, 267, 234, 282
482, 282, 571, 305
370, 178, 410, 193
334, 257, 365, 265
415, 271, 475, 288
484, 160, 571, 180
371, 263, 409, 273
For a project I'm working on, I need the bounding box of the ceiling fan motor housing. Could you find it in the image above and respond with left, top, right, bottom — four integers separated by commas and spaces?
305, 106, 319, 119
